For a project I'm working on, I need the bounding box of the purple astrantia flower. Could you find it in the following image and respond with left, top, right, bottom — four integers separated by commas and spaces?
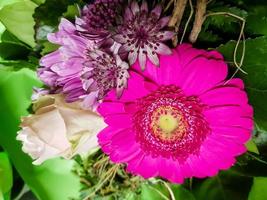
114, 1, 175, 70
38, 18, 129, 109
81, 50, 129, 108
75, 0, 123, 43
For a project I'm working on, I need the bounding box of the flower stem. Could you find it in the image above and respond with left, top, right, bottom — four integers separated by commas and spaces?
168, 0, 188, 45
189, 0, 207, 43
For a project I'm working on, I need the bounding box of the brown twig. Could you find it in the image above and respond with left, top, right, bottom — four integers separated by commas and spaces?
189, 0, 207, 43
168, 0, 188, 45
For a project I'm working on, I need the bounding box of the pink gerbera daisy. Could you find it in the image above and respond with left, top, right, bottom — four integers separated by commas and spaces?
97, 44, 253, 183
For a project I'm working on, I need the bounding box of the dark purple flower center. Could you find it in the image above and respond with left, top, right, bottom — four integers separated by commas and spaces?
133, 85, 210, 161
80, 0, 123, 32
82, 51, 128, 99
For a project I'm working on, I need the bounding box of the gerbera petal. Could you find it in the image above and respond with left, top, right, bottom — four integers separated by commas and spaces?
159, 157, 184, 183
130, 155, 159, 178
98, 102, 126, 116
105, 72, 153, 102
133, 49, 181, 85
211, 126, 251, 143
178, 56, 228, 95
200, 85, 248, 106
204, 105, 253, 129
98, 44, 253, 183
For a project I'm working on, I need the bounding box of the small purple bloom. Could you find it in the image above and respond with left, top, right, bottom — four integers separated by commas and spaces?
81, 49, 129, 108
114, 1, 175, 70
38, 18, 129, 109
75, 0, 123, 43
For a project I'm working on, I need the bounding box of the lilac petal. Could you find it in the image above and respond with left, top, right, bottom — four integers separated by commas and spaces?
138, 49, 147, 70
59, 18, 76, 33
124, 7, 133, 21
157, 31, 176, 41
82, 78, 94, 91
131, 1, 140, 15
158, 16, 170, 28
155, 43, 172, 55
128, 49, 138, 65
116, 75, 128, 98
151, 4, 162, 19
113, 34, 128, 44
82, 91, 99, 110
140, 1, 148, 12
146, 45, 159, 66
119, 43, 136, 53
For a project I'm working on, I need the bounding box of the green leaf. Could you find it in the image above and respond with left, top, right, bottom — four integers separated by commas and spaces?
171, 185, 195, 200
217, 36, 267, 131
231, 153, 267, 177
0, 30, 31, 60
140, 181, 195, 200
0, 0, 21, 9
0, 152, 13, 195
0, 68, 81, 200
246, 139, 260, 154
193, 171, 253, 200
248, 177, 267, 200
0, 1, 37, 47
33, 0, 82, 52
140, 182, 168, 200
31, 0, 46, 5
204, 2, 247, 34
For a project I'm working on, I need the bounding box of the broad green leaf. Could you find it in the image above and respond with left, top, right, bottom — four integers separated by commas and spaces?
231, 153, 267, 177
193, 171, 253, 200
0, 0, 37, 47
140, 182, 194, 200
140, 182, 168, 200
0, 0, 21, 9
0, 22, 4, 38
171, 185, 195, 200
0, 152, 13, 195
246, 139, 260, 154
217, 37, 267, 131
33, 0, 82, 51
0, 68, 80, 200
248, 177, 267, 200
31, 0, 45, 5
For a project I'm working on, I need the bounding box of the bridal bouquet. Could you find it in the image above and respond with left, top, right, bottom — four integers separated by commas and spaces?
1, 0, 267, 199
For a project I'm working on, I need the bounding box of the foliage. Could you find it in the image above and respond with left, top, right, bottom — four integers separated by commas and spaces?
0, 0, 267, 199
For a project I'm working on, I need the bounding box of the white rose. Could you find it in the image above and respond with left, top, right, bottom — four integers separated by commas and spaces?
17, 94, 106, 165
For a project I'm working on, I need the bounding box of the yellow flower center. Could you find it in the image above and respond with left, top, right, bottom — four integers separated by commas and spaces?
150, 105, 187, 141
158, 114, 178, 133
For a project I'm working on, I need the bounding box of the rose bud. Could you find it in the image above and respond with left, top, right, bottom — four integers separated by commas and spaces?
17, 94, 106, 165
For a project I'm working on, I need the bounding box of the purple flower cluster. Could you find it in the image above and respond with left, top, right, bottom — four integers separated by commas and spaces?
38, 0, 174, 108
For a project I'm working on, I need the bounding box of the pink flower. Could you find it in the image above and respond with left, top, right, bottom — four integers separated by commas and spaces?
38, 18, 129, 109
97, 44, 253, 183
